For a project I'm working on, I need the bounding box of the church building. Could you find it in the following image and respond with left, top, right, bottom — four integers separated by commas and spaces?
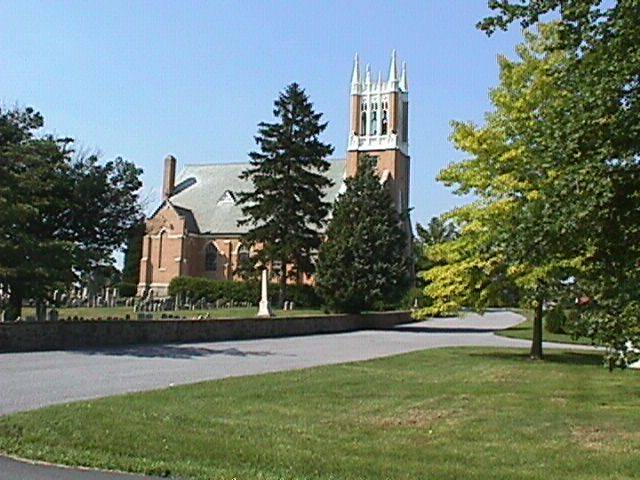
137, 51, 411, 297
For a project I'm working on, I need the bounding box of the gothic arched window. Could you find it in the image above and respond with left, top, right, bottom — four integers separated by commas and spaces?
204, 243, 218, 272
237, 244, 250, 266
381, 110, 388, 135
360, 111, 367, 135
370, 109, 378, 135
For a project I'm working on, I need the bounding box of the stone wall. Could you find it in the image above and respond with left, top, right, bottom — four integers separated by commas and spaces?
0, 311, 411, 353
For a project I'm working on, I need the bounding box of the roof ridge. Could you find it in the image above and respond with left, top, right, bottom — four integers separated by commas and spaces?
182, 157, 346, 168
182, 160, 249, 167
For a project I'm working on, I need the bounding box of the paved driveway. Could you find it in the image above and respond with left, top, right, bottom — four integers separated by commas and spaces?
0, 311, 595, 479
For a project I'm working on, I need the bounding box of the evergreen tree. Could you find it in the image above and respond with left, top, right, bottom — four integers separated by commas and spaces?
237, 83, 334, 304
416, 217, 457, 248
316, 156, 409, 313
414, 216, 458, 278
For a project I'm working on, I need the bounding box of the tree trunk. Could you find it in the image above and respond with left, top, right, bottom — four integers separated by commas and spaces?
295, 260, 302, 286
5, 288, 23, 322
278, 263, 287, 309
35, 300, 46, 322
530, 299, 544, 360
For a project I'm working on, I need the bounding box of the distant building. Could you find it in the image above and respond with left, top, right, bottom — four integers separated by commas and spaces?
138, 52, 411, 297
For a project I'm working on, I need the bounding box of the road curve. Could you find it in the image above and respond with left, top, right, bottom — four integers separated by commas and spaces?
0, 311, 595, 480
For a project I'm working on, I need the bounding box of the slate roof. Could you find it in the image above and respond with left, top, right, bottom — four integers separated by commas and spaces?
164, 159, 347, 235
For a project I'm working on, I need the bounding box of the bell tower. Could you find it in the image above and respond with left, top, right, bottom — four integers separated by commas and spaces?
346, 51, 410, 227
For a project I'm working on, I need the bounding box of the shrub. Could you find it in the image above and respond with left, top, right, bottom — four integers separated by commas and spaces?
544, 306, 567, 334
399, 287, 428, 310
282, 284, 322, 308
118, 282, 137, 298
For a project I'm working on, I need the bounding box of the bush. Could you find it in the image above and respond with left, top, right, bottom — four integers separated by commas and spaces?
399, 287, 429, 310
118, 282, 137, 298
282, 284, 322, 308
544, 306, 567, 334
167, 277, 322, 308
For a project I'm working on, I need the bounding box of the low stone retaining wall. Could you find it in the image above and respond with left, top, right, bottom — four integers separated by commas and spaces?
0, 311, 411, 353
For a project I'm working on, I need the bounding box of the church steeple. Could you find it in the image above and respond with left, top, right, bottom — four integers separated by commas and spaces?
346, 50, 411, 241
347, 50, 409, 155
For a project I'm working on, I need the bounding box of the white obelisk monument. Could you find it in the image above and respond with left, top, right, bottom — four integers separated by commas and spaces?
257, 269, 274, 317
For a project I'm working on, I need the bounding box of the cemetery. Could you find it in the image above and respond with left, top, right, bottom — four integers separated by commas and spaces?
2, 269, 322, 323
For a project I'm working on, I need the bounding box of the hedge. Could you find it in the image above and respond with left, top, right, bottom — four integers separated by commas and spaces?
167, 277, 322, 308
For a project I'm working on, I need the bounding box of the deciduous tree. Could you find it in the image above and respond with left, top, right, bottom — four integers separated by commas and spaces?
414, 27, 585, 360
0, 107, 143, 320
479, 1, 640, 367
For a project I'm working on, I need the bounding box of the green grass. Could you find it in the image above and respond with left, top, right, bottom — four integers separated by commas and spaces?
497, 310, 596, 346
21, 306, 325, 320
1, 348, 638, 480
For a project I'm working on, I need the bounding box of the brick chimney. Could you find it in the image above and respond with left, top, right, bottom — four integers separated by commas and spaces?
163, 155, 176, 199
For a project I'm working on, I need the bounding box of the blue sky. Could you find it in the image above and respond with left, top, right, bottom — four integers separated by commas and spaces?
0, 0, 525, 231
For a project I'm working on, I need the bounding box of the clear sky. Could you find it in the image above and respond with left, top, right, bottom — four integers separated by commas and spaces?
0, 0, 525, 230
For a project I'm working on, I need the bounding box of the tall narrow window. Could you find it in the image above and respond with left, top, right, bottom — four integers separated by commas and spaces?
360, 111, 367, 135
157, 231, 165, 269
205, 243, 218, 272
381, 110, 388, 135
371, 110, 377, 135
237, 244, 250, 266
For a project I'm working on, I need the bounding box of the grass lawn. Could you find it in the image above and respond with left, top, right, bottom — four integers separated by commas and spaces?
497, 310, 596, 346
1, 348, 638, 480
20, 306, 325, 320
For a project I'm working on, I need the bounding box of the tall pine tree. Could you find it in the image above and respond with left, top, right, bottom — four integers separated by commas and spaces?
316, 156, 409, 313
237, 83, 334, 304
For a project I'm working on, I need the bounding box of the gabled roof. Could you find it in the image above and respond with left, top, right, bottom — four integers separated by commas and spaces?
160, 159, 347, 235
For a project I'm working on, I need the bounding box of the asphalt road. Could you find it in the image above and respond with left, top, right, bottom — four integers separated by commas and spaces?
0, 311, 595, 479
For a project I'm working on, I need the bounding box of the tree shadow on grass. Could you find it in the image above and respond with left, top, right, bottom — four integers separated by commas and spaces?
468, 350, 603, 367
74, 345, 281, 360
